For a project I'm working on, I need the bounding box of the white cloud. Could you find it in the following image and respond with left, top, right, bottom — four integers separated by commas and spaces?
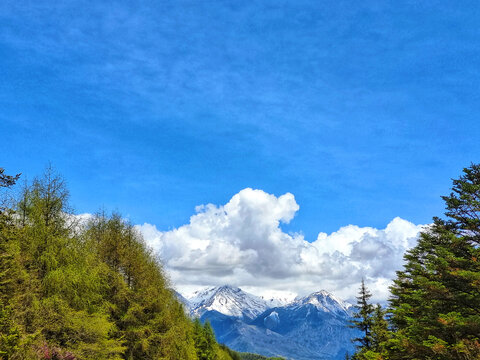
135, 188, 426, 302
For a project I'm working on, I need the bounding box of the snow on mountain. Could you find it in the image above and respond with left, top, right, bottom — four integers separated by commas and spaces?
178, 286, 358, 359
247, 290, 357, 359
258, 290, 297, 308
188, 285, 269, 320
290, 290, 352, 317
184, 286, 353, 319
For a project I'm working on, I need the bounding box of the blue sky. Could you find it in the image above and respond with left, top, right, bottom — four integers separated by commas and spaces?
1, 0, 480, 242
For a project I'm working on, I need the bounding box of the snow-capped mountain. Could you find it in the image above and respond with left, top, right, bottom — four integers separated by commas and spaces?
178, 285, 359, 360
260, 292, 297, 308
289, 290, 352, 317
188, 285, 269, 320
249, 292, 356, 359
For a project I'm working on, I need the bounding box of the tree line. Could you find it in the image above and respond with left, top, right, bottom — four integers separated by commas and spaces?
4, 163, 478, 359
348, 164, 480, 360
0, 166, 247, 360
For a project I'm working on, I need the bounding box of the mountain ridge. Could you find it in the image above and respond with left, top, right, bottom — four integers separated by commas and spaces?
177, 285, 358, 360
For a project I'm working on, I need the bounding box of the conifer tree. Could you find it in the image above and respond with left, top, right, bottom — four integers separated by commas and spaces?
0, 168, 20, 188
0, 167, 23, 358
194, 318, 208, 359
85, 212, 197, 360
193, 319, 221, 360
350, 279, 375, 353
370, 304, 389, 354
388, 163, 480, 359
0, 304, 20, 358
0, 166, 237, 360
203, 321, 219, 360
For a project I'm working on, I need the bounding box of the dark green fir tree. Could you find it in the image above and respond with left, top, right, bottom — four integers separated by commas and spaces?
350, 279, 375, 353
388, 163, 480, 359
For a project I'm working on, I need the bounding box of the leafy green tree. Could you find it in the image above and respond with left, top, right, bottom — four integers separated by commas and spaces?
86, 212, 197, 360
4, 168, 125, 359
203, 321, 219, 360
194, 318, 208, 359
193, 319, 219, 360
218, 344, 242, 360
0, 303, 20, 358
388, 164, 480, 359
0, 166, 241, 360
0, 167, 24, 358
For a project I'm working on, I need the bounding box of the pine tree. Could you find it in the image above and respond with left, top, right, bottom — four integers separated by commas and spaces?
350, 279, 375, 353
388, 164, 480, 359
193, 318, 208, 359
370, 304, 389, 353
203, 321, 219, 360
0, 168, 20, 188
193, 319, 221, 360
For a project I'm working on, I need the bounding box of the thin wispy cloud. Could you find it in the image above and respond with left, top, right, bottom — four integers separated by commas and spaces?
1, 0, 479, 243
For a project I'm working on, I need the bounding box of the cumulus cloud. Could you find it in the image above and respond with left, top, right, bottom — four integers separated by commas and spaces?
135, 188, 426, 302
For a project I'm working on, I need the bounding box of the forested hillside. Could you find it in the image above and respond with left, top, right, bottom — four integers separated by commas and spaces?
3, 163, 479, 360
0, 167, 236, 359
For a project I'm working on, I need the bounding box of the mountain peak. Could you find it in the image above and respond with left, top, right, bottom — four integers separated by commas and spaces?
183, 285, 352, 320
216, 284, 242, 293
177, 286, 356, 359
292, 289, 352, 316
188, 285, 269, 320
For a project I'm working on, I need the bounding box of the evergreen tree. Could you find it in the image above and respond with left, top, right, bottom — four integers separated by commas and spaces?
350, 279, 375, 352
0, 168, 20, 188
388, 163, 480, 359
0, 167, 23, 358
349, 282, 390, 360
0, 166, 239, 360
193, 319, 219, 360
0, 304, 20, 359
370, 304, 389, 354
194, 318, 208, 359
85, 212, 197, 360
203, 321, 219, 360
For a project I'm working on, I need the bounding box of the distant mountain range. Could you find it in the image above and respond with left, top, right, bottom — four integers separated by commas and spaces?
176, 285, 358, 360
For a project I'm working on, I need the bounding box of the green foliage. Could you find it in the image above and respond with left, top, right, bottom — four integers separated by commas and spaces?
370, 305, 389, 354
85, 213, 197, 360
7, 163, 479, 360
350, 279, 375, 351
387, 163, 480, 359
218, 344, 242, 360
0, 166, 242, 360
349, 281, 390, 360
0, 304, 20, 358
193, 319, 220, 360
